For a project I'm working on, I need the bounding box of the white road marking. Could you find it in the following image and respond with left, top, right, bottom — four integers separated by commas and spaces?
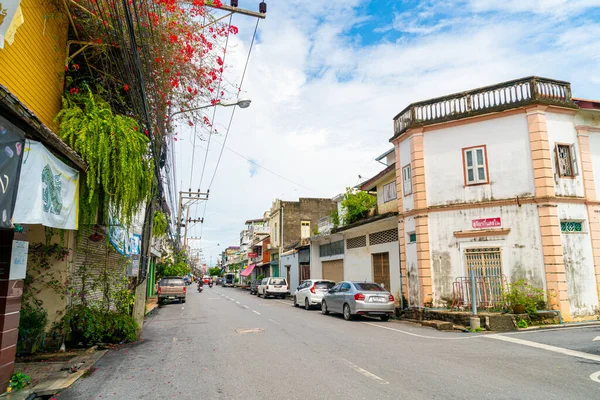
591, 371, 600, 383
593, 336, 600, 341
268, 318, 280, 325
341, 358, 389, 385
230, 298, 235, 301
502, 325, 600, 335
362, 322, 480, 340
243, 305, 250, 309
274, 300, 293, 306
486, 334, 600, 363
252, 310, 261, 315
236, 301, 241, 304
207, 297, 221, 300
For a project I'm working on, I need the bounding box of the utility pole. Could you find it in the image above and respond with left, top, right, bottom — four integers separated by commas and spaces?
176, 190, 209, 252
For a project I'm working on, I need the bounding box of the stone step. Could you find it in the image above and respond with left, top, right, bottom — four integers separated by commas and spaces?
421, 320, 454, 331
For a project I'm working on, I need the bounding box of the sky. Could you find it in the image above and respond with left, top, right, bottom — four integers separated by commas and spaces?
172, 0, 600, 266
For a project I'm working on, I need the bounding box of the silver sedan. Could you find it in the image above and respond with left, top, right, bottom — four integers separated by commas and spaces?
321, 281, 395, 321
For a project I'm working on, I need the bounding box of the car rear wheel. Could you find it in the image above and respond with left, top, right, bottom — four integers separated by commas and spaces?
293, 296, 298, 307
257, 291, 261, 297
305, 298, 310, 310
343, 304, 353, 321
380, 315, 390, 322
321, 301, 329, 315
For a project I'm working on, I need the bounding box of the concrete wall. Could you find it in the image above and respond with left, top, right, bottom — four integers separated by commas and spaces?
427, 204, 545, 307
423, 113, 535, 206
310, 234, 344, 279
399, 139, 414, 211
546, 112, 585, 197
343, 219, 401, 303
557, 203, 598, 318
589, 133, 600, 200
403, 216, 419, 306
280, 252, 299, 291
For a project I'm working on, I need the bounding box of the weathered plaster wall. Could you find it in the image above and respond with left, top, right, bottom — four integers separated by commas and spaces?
343, 219, 401, 302
423, 113, 534, 206
403, 216, 419, 306
557, 203, 598, 318
588, 133, 600, 200
427, 204, 545, 307
546, 112, 585, 197
399, 139, 414, 211
309, 235, 344, 279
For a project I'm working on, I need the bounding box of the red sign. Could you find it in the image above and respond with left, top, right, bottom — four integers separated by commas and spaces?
472, 218, 501, 229
248, 252, 257, 258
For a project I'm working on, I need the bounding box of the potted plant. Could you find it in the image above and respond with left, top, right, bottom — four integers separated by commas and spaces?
504, 280, 545, 315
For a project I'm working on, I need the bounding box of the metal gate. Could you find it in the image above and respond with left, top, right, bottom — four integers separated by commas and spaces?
464, 247, 502, 277
322, 260, 344, 283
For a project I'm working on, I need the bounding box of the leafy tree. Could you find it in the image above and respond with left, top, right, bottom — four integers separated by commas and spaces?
340, 188, 376, 225
208, 267, 222, 277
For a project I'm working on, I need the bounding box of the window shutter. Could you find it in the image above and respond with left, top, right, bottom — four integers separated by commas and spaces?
571, 144, 579, 176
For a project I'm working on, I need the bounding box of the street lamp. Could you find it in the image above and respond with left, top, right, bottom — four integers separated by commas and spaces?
169, 97, 251, 119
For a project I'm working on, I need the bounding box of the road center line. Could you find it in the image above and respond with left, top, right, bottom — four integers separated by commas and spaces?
486, 334, 600, 363
236, 301, 241, 304
243, 305, 250, 309
252, 310, 261, 315
340, 358, 389, 384
268, 318, 280, 325
362, 322, 481, 340
274, 300, 293, 306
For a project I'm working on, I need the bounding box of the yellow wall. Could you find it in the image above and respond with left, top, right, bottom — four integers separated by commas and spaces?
0, 0, 68, 131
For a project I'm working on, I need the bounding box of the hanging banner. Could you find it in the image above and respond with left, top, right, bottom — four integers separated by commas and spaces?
13, 140, 80, 229
0, 114, 25, 228
108, 214, 142, 255
0, 1, 23, 49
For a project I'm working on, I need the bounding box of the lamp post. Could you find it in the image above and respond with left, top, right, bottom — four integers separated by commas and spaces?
169, 97, 251, 119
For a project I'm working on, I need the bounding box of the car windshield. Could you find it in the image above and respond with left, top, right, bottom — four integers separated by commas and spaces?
160, 279, 184, 286
354, 283, 385, 291
270, 279, 286, 285
316, 282, 335, 290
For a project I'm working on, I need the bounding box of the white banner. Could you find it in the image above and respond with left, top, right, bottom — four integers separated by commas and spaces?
13, 140, 79, 229
0, 1, 23, 49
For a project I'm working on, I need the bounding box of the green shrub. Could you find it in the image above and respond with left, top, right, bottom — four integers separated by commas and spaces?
62, 305, 138, 344
504, 280, 547, 317
9, 372, 31, 391
17, 302, 48, 354
341, 188, 376, 225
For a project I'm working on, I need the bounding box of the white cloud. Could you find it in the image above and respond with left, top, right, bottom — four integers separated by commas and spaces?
173, 0, 600, 264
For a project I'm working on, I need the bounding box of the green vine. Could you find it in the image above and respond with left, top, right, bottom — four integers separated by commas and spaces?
152, 211, 168, 237
55, 86, 154, 227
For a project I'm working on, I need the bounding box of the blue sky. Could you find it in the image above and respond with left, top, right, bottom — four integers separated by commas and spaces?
175, 0, 600, 264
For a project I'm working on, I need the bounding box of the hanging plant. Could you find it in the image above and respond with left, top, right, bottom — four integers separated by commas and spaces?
55, 86, 154, 227
153, 211, 168, 237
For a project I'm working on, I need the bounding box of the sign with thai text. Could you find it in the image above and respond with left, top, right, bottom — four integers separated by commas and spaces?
472, 217, 501, 229
248, 252, 257, 258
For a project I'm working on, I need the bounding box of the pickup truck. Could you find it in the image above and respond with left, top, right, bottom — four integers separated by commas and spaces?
158, 276, 187, 304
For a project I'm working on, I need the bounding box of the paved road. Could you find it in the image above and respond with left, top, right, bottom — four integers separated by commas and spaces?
61, 287, 600, 399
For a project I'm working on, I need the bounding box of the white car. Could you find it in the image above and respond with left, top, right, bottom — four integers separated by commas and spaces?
293, 279, 336, 310
258, 277, 288, 299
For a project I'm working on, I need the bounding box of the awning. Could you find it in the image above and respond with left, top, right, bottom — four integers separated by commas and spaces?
241, 264, 256, 277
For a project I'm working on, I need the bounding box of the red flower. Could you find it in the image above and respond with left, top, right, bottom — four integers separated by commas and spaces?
73, 64, 80, 70
216, 56, 224, 66
144, 129, 149, 136
69, 87, 79, 95
203, 116, 211, 125
124, 84, 130, 91
229, 25, 239, 35
188, 120, 194, 126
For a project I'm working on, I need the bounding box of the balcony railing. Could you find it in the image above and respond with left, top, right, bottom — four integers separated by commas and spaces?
392, 76, 577, 138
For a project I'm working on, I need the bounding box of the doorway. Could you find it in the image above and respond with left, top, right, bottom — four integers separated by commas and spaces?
372, 252, 391, 290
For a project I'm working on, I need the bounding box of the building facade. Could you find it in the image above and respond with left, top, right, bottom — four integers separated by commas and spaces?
391, 76, 600, 321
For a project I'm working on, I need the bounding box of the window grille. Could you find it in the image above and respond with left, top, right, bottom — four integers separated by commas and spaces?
369, 229, 398, 245
561, 221, 583, 232
465, 247, 502, 277
346, 235, 366, 249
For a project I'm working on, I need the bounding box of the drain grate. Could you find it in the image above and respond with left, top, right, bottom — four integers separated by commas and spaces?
235, 328, 264, 334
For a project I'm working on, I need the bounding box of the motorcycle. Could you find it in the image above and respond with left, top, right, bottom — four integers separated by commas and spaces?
208, 282, 213, 288
197, 283, 203, 293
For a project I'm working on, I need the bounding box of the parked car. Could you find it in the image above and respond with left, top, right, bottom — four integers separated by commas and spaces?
222, 273, 235, 287
183, 277, 191, 286
293, 279, 335, 310
216, 277, 223, 285
158, 276, 187, 304
321, 281, 394, 321
257, 277, 288, 299
250, 279, 260, 295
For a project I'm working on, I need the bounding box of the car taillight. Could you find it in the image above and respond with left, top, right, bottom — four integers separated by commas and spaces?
310, 283, 316, 294
388, 294, 394, 302
266, 285, 269, 290
183, 287, 186, 293
157, 287, 161, 294
354, 293, 365, 301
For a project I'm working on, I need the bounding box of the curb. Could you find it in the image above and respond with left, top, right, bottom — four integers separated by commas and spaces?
517, 320, 600, 331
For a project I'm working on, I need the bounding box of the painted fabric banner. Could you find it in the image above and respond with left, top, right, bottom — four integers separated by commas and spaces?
108, 215, 142, 255
13, 140, 79, 229
0, 114, 25, 228
0, 0, 23, 48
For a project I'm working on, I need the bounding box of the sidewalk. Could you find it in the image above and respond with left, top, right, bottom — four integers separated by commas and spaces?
2, 347, 107, 399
